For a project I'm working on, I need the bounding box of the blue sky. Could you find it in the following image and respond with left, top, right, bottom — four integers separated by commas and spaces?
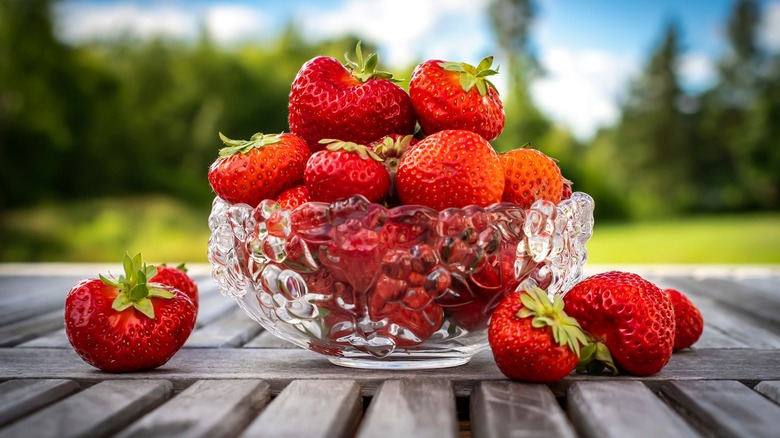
55, 0, 780, 139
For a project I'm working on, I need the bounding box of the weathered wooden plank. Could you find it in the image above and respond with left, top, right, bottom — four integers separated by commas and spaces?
241, 380, 361, 438
470, 381, 576, 438
2, 348, 780, 397
661, 380, 780, 438
0, 380, 171, 438
242, 330, 298, 349
664, 276, 780, 328
357, 379, 458, 438
15, 328, 71, 348
0, 379, 79, 427
567, 381, 699, 438
115, 379, 269, 438
0, 288, 66, 327
184, 307, 262, 348
194, 286, 236, 328
0, 309, 64, 347
754, 381, 780, 405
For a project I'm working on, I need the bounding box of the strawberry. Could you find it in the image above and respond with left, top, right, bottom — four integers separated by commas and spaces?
665, 288, 704, 350
561, 178, 573, 200
488, 286, 588, 383
151, 263, 199, 312
208, 132, 310, 207
409, 56, 505, 141
64, 253, 196, 373
499, 147, 563, 209
304, 140, 390, 204
396, 129, 504, 210
369, 274, 444, 347
276, 185, 311, 210
563, 271, 675, 376
289, 42, 415, 150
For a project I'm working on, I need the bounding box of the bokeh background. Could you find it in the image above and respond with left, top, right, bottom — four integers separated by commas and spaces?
1, 0, 778, 263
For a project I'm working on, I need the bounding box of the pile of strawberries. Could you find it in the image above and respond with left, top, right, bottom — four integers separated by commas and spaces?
61, 44, 705, 380
207, 43, 567, 214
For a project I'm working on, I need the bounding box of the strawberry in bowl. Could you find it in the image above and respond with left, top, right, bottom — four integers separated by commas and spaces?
206, 48, 595, 369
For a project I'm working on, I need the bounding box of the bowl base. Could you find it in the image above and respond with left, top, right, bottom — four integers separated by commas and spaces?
328, 355, 470, 370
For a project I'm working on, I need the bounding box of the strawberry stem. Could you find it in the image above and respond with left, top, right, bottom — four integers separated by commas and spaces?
103, 253, 175, 319
438, 56, 500, 96
319, 139, 384, 162
516, 286, 589, 357
344, 41, 401, 83
218, 132, 282, 157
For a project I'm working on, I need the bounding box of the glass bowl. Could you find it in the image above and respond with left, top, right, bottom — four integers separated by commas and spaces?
207, 192, 594, 369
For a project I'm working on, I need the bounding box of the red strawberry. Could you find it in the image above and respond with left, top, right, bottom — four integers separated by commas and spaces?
304, 140, 390, 204
208, 132, 310, 207
64, 253, 196, 373
151, 263, 199, 312
488, 286, 587, 382
396, 130, 504, 210
276, 185, 311, 210
409, 56, 505, 141
665, 288, 704, 350
499, 147, 563, 209
563, 271, 675, 376
369, 275, 444, 347
561, 178, 573, 200
289, 42, 415, 150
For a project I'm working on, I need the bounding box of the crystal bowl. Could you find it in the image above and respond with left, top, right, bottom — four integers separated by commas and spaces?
207, 193, 594, 369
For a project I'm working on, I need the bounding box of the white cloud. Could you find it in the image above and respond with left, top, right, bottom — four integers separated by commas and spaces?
205, 5, 270, 44
678, 53, 716, 90
760, 1, 780, 51
530, 47, 638, 140
297, 0, 491, 67
55, 2, 200, 42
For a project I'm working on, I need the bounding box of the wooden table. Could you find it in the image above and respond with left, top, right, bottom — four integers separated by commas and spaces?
1, 264, 779, 437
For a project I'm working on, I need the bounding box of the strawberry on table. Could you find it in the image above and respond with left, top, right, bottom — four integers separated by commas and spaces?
289, 42, 415, 149
64, 253, 196, 373
396, 129, 504, 210
488, 286, 588, 383
564, 271, 675, 376
304, 139, 390, 204
208, 132, 310, 207
665, 288, 704, 350
499, 147, 564, 209
409, 56, 505, 141
152, 263, 199, 312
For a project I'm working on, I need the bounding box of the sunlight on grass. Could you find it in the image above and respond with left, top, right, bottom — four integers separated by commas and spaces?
0, 196, 211, 263
587, 212, 780, 264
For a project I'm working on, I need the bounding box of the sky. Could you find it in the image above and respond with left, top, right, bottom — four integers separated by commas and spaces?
54, 0, 780, 140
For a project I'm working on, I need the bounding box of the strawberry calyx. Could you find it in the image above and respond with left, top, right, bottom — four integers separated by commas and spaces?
319, 139, 384, 162
576, 340, 619, 376
374, 134, 414, 159
344, 41, 401, 83
218, 132, 282, 157
101, 253, 175, 320
438, 56, 500, 97
517, 286, 589, 357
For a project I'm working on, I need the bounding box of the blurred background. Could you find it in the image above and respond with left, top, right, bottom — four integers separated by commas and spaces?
0, 0, 778, 264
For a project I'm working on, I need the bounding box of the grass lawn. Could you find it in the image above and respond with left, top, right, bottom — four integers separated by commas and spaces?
587, 212, 780, 264
1, 196, 778, 264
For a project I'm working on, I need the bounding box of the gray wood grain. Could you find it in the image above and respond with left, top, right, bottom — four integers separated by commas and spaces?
470, 381, 576, 438
754, 381, 780, 404
241, 379, 361, 438
242, 330, 298, 349
0, 380, 171, 438
194, 283, 236, 328
2, 348, 780, 397
357, 379, 458, 438
0, 309, 64, 347
184, 307, 262, 348
16, 328, 71, 348
0, 379, 79, 427
116, 379, 269, 438
568, 381, 699, 438
661, 380, 780, 438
